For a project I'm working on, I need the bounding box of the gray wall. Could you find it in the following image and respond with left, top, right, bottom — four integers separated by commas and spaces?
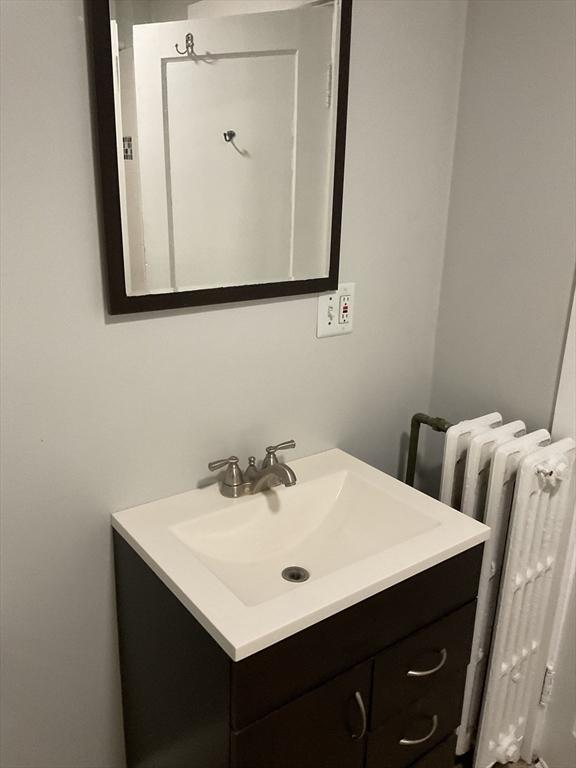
429, 0, 576, 443
0, 1, 466, 765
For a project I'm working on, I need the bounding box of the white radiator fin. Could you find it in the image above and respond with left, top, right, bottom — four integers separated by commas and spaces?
456, 429, 551, 756
440, 413, 502, 510
473, 438, 576, 768
460, 421, 527, 520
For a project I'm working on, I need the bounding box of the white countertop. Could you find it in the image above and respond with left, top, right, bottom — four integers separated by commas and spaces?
112, 449, 489, 660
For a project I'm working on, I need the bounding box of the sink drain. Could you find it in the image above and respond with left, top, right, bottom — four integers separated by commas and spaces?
282, 566, 310, 583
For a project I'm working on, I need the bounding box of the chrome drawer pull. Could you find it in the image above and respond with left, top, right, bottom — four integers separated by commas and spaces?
399, 714, 438, 746
350, 691, 367, 740
407, 648, 447, 677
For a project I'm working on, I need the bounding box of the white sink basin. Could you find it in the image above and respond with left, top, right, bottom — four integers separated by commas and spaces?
171, 470, 438, 606
113, 449, 489, 659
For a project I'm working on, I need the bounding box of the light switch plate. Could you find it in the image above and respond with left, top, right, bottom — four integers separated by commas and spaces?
317, 283, 355, 338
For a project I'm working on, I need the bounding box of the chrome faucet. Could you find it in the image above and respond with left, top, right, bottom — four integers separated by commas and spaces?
251, 461, 297, 493
208, 440, 297, 498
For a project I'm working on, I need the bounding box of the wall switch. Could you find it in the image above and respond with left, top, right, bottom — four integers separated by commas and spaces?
317, 283, 355, 338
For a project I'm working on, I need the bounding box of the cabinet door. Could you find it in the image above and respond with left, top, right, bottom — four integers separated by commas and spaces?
231, 662, 372, 768
409, 736, 457, 768
366, 671, 465, 768
371, 601, 476, 728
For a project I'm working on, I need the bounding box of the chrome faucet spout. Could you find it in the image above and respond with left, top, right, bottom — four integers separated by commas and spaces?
250, 463, 297, 494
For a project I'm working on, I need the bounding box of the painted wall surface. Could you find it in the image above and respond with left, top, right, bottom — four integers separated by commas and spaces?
551, 293, 576, 443
0, 1, 466, 766
429, 0, 576, 440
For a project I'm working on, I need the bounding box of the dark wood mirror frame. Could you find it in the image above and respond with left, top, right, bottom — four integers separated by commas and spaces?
86, 0, 352, 315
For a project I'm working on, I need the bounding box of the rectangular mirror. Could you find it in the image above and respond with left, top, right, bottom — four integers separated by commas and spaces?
87, 0, 352, 314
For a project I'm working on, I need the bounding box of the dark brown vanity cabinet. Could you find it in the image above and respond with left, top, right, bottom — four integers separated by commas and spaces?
113, 533, 482, 768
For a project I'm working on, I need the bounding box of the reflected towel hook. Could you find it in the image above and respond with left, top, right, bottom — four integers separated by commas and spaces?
223, 130, 236, 143
175, 33, 195, 56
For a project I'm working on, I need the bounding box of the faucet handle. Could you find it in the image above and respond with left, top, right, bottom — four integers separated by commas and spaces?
208, 455, 239, 471
263, 440, 296, 467
208, 456, 243, 488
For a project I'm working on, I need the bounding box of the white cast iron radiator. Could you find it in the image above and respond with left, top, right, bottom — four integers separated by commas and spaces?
439, 416, 575, 767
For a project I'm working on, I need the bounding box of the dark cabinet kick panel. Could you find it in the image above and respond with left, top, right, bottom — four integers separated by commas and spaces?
113, 532, 482, 768
231, 662, 372, 768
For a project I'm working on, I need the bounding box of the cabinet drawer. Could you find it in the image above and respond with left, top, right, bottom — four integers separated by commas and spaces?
231, 546, 482, 729
366, 670, 466, 768
231, 661, 372, 768
372, 601, 476, 728
409, 735, 456, 768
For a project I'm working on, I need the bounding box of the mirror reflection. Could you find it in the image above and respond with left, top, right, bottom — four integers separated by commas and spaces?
108, 0, 342, 295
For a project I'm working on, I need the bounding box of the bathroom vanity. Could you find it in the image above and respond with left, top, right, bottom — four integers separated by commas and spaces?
112, 450, 489, 768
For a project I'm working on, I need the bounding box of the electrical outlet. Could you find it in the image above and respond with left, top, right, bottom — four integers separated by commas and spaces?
339, 294, 351, 324
317, 283, 355, 337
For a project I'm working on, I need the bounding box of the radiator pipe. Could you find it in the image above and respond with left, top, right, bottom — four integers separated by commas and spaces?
405, 412, 452, 487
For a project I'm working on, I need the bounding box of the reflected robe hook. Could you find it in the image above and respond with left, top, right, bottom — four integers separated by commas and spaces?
175, 33, 195, 56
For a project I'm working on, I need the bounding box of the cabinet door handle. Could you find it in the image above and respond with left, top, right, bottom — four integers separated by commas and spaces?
407, 648, 447, 677
399, 714, 438, 746
350, 691, 367, 740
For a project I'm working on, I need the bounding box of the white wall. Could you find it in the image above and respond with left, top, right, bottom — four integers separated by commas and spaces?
0, 1, 466, 765
429, 0, 576, 432
551, 293, 576, 442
